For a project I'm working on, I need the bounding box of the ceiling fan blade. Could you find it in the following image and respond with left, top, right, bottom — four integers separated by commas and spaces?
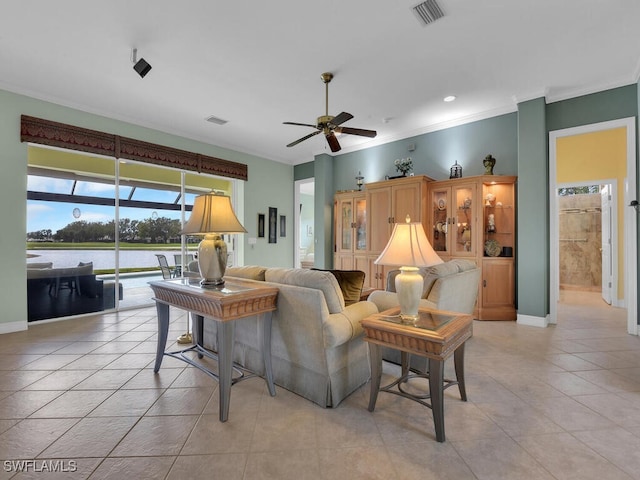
286, 130, 321, 148
283, 121, 318, 128
330, 112, 354, 127
325, 132, 341, 152
335, 126, 378, 138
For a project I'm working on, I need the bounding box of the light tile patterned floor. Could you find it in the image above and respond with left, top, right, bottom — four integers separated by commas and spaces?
0, 292, 638, 479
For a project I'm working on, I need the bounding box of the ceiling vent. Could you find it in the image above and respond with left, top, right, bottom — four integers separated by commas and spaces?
205, 115, 228, 125
412, 0, 445, 26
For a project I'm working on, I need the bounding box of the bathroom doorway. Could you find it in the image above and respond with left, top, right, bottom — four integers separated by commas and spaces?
549, 117, 637, 334
557, 182, 616, 308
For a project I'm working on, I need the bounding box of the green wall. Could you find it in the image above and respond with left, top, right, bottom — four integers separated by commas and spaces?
546, 85, 638, 132
0, 88, 294, 332
516, 98, 549, 321
332, 113, 518, 188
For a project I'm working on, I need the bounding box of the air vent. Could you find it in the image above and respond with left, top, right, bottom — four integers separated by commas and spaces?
412, 0, 445, 26
205, 115, 228, 125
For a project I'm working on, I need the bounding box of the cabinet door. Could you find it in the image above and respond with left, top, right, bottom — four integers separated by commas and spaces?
430, 186, 451, 255
367, 187, 392, 253
452, 184, 477, 257
482, 259, 514, 307
336, 197, 354, 254
354, 196, 367, 252
392, 181, 422, 224
335, 254, 354, 270
367, 255, 390, 290
354, 255, 370, 283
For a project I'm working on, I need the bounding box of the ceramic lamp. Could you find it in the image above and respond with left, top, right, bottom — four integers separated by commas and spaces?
375, 215, 443, 321
181, 192, 246, 288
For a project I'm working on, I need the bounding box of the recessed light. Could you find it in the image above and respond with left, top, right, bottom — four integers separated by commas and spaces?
443, 95, 456, 102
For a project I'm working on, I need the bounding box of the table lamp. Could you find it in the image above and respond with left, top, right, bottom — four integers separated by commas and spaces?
181, 192, 247, 288
375, 215, 443, 321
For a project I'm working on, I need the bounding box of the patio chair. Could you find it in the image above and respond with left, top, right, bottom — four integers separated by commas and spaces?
173, 253, 194, 277
155, 254, 174, 279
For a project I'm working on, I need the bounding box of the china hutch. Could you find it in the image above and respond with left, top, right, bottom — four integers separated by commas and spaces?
427, 175, 517, 320
334, 173, 517, 321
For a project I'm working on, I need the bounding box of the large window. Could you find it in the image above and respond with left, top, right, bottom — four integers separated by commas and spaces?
26, 146, 233, 321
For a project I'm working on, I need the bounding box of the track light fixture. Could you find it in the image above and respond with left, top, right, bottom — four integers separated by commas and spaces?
131, 48, 152, 78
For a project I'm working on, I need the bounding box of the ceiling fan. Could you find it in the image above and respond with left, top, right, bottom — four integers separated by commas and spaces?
284, 72, 377, 153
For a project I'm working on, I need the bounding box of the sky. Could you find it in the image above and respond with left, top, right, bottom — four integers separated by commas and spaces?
27, 175, 191, 234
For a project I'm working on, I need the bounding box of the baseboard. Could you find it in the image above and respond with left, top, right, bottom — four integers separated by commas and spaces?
516, 313, 549, 328
0, 320, 28, 334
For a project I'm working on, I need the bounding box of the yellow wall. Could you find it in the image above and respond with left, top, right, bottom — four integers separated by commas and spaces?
556, 127, 627, 300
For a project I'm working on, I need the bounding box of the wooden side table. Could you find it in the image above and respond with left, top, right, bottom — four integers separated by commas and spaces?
150, 277, 278, 422
361, 306, 472, 442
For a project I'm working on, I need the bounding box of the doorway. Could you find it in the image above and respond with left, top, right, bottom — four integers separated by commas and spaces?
294, 179, 315, 268
549, 118, 637, 335
556, 182, 617, 307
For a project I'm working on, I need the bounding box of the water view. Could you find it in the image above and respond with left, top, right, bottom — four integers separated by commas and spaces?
27, 249, 192, 270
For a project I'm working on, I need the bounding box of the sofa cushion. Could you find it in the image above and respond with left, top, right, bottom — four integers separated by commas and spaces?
312, 269, 365, 306
422, 261, 462, 298
450, 258, 477, 272
225, 265, 267, 281
265, 267, 345, 313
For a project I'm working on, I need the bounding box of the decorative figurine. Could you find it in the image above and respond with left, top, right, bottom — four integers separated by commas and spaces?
488, 213, 496, 232
483, 154, 496, 175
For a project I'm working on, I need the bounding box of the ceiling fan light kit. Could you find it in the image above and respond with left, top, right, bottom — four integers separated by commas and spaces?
284, 72, 377, 153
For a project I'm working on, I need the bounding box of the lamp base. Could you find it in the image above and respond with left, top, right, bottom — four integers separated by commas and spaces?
197, 233, 228, 288
200, 278, 225, 289
395, 266, 423, 322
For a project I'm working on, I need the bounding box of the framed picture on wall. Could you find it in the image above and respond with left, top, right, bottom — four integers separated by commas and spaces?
268, 207, 277, 243
258, 213, 265, 238
280, 215, 286, 237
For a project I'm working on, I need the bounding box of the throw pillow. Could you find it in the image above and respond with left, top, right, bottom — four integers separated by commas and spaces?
312, 269, 365, 306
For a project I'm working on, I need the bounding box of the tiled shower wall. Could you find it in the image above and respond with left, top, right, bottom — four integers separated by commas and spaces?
558, 193, 602, 290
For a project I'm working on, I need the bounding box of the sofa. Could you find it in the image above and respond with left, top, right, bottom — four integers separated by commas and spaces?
367, 259, 480, 371
199, 266, 378, 408
26, 262, 123, 321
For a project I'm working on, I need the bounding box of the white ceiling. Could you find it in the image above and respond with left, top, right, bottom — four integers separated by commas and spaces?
2, 0, 639, 166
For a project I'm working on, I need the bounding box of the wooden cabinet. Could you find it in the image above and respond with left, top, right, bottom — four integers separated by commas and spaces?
364, 175, 431, 289
428, 175, 517, 320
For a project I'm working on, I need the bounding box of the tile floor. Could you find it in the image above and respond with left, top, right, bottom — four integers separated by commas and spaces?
0, 292, 639, 479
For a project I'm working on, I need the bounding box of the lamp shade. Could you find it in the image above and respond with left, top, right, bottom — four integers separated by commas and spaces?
374, 216, 443, 321
374, 216, 443, 267
182, 193, 247, 235
181, 192, 246, 288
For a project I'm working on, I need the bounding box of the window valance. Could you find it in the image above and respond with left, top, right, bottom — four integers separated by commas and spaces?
20, 115, 248, 181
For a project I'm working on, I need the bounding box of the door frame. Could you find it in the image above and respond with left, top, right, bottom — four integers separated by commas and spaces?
548, 117, 637, 335
294, 178, 315, 268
